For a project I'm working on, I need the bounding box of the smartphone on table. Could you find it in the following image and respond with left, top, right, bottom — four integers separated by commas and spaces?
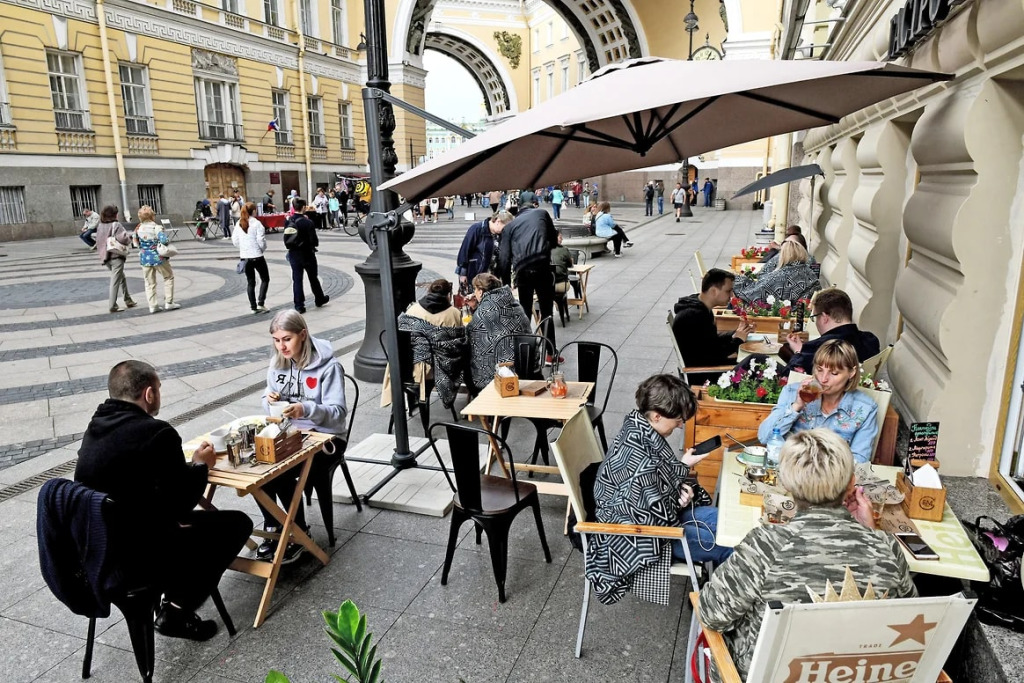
893, 532, 939, 560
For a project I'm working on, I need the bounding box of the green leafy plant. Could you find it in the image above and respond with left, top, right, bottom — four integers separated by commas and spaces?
704, 357, 787, 404
493, 31, 522, 69
266, 599, 383, 683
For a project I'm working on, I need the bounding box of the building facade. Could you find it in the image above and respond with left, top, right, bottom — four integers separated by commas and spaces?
782, 0, 1024, 510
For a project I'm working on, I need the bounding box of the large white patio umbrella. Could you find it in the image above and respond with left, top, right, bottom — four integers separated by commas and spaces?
380, 59, 949, 201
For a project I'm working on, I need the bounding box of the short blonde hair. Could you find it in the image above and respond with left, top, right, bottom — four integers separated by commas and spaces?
777, 429, 854, 506
778, 241, 809, 268
813, 339, 860, 393
493, 210, 513, 224
137, 205, 156, 222
472, 272, 502, 292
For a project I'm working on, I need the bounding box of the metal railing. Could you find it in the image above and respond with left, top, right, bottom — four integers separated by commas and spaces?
198, 120, 244, 141
54, 108, 90, 131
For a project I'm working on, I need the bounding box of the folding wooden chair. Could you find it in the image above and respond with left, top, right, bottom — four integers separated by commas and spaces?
861, 344, 894, 379
667, 310, 734, 386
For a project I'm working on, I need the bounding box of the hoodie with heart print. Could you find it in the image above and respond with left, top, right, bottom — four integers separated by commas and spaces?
262, 336, 348, 437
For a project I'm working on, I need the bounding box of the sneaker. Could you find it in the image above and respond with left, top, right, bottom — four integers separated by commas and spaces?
614, 253, 623, 258
89, 244, 97, 251
164, 303, 181, 311
109, 307, 123, 314
125, 300, 137, 308
150, 307, 160, 314
315, 295, 330, 308
676, 217, 680, 222
296, 307, 307, 314
154, 601, 218, 641
625, 241, 634, 248
256, 305, 269, 314
256, 525, 279, 561
280, 542, 306, 565
252, 308, 260, 315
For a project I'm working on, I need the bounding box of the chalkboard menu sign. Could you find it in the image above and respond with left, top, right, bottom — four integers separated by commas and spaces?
908, 422, 939, 461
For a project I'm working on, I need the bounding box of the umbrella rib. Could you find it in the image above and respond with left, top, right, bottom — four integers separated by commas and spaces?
736, 91, 840, 124
535, 128, 634, 151
526, 131, 576, 191
658, 96, 720, 141
647, 102, 684, 144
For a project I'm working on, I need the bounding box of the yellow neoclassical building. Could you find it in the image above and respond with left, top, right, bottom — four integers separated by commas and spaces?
0, 0, 775, 238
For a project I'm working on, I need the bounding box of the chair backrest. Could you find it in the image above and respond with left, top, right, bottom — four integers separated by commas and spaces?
551, 409, 604, 526
861, 344, 894, 379
694, 250, 708, 278
689, 270, 699, 294
667, 309, 689, 380
494, 333, 552, 380
160, 218, 173, 230
378, 328, 420, 385
571, 249, 586, 267
344, 374, 359, 436
786, 370, 889, 459
427, 421, 519, 512
745, 593, 975, 683
559, 340, 618, 414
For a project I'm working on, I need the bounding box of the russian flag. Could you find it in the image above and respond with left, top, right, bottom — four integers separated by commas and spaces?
267, 118, 279, 131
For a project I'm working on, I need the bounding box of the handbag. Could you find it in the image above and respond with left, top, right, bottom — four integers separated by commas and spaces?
106, 234, 128, 257
964, 514, 1024, 631
236, 259, 247, 275
156, 242, 179, 258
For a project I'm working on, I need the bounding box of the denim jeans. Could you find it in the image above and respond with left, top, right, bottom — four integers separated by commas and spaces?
657, 197, 664, 214
672, 505, 733, 566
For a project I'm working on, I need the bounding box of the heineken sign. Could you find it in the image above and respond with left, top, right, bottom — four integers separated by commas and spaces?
888, 0, 968, 59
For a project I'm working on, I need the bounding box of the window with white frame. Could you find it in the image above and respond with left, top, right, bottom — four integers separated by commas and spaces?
271, 89, 292, 144
119, 64, 154, 135
263, 0, 279, 26
532, 69, 540, 104
222, 0, 239, 13
338, 101, 353, 148
307, 96, 325, 147
0, 52, 11, 126
69, 186, 100, 218
561, 21, 569, 40
330, 0, 347, 45
195, 77, 242, 140
546, 22, 553, 46
546, 64, 554, 100
577, 53, 587, 84
299, 0, 316, 36
560, 60, 569, 93
0, 187, 26, 225
137, 184, 164, 213
47, 51, 90, 130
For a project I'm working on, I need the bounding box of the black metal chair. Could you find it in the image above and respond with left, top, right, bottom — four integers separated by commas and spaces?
427, 422, 551, 603
38, 481, 236, 683
557, 340, 619, 452
493, 332, 557, 465
303, 373, 363, 544
379, 328, 459, 437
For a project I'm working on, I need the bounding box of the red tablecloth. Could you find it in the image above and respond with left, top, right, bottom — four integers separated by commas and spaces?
261, 213, 287, 230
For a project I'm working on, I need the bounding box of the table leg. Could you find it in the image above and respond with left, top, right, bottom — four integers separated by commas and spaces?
578, 272, 589, 319
480, 415, 510, 478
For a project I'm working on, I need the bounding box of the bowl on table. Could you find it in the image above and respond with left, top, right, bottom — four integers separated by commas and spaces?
737, 445, 767, 467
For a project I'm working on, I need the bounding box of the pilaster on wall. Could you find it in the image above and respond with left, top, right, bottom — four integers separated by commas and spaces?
846, 121, 911, 340
890, 81, 1024, 474
820, 138, 859, 289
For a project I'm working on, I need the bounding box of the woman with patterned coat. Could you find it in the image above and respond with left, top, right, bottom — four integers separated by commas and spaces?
732, 241, 820, 305
465, 273, 530, 393
586, 375, 730, 607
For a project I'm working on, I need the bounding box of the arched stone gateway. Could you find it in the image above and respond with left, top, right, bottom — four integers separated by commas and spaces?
395, 0, 646, 73
424, 31, 516, 117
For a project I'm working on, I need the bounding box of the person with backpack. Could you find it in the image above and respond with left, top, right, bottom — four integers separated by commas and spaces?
643, 182, 655, 216
283, 198, 329, 314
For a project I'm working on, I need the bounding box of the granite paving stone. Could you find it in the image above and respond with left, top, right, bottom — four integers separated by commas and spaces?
0, 617, 85, 683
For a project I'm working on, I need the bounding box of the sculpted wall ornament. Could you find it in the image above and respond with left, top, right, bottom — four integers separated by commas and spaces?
191, 48, 238, 76
406, 0, 437, 56
492, 30, 521, 69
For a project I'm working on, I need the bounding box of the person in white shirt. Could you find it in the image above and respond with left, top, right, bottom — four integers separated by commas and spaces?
232, 202, 270, 314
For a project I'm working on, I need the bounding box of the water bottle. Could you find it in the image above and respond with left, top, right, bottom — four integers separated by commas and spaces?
766, 428, 785, 469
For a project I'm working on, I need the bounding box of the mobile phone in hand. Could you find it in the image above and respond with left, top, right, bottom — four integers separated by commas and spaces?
690, 435, 722, 456
894, 532, 939, 560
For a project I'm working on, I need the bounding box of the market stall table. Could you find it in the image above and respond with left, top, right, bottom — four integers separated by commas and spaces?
260, 213, 288, 232
715, 450, 989, 582
461, 381, 594, 496
183, 424, 333, 627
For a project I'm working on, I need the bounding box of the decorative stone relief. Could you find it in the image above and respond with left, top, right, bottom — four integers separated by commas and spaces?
820, 138, 859, 289
847, 121, 912, 338
191, 48, 238, 76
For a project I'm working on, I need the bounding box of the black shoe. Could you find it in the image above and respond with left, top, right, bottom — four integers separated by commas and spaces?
280, 542, 306, 565
256, 525, 279, 561
154, 602, 218, 641
315, 295, 330, 308
295, 307, 307, 314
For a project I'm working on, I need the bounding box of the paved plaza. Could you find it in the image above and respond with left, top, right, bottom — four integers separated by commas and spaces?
1, 203, 1010, 683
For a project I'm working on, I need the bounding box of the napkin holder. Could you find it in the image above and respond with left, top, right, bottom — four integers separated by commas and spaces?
254, 428, 303, 463
895, 470, 946, 522
494, 362, 519, 398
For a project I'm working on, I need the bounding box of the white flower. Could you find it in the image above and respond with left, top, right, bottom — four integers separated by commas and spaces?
762, 364, 777, 381
783, 299, 791, 307
876, 379, 891, 392
717, 373, 731, 389
766, 294, 776, 305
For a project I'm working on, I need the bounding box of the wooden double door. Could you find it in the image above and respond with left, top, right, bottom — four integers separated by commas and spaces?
205, 163, 247, 201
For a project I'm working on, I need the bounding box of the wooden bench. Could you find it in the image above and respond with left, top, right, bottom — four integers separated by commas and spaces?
559, 225, 609, 257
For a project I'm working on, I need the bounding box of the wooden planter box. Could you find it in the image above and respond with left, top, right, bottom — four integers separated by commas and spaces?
683, 390, 898, 494
731, 255, 764, 271
713, 311, 788, 334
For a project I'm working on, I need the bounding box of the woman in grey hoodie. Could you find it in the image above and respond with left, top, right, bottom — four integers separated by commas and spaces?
256, 310, 348, 563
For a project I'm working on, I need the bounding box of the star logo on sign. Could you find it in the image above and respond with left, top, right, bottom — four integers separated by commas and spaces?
887, 614, 937, 646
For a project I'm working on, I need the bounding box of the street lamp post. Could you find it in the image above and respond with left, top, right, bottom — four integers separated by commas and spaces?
680, 1, 699, 218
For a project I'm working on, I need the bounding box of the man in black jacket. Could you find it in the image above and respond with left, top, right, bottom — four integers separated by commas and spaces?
75, 361, 252, 641
673, 269, 754, 383
783, 288, 880, 373
498, 195, 559, 356
284, 198, 329, 313
455, 211, 511, 286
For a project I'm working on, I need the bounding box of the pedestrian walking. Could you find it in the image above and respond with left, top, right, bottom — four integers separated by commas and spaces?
703, 177, 715, 207
582, 182, 591, 209
643, 182, 655, 216
312, 188, 329, 231
283, 198, 329, 314
551, 186, 564, 219
671, 182, 687, 222
233, 201, 270, 314
216, 193, 232, 239
135, 205, 179, 313
656, 180, 665, 215
95, 205, 136, 313
327, 190, 340, 228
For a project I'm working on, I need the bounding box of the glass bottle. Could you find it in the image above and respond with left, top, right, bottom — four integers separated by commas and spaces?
549, 372, 568, 399
461, 304, 472, 325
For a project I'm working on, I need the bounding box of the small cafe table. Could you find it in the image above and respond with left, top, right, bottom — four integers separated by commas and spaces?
715, 451, 989, 582
566, 264, 596, 320
461, 381, 594, 496
183, 424, 333, 627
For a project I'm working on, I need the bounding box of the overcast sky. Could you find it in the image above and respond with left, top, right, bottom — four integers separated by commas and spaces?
423, 51, 487, 124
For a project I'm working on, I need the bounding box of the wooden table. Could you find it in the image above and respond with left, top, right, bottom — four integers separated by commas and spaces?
184, 427, 333, 627
461, 381, 594, 495
737, 338, 783, 362
715, 452, 990, 581
566, 264, 595, 320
